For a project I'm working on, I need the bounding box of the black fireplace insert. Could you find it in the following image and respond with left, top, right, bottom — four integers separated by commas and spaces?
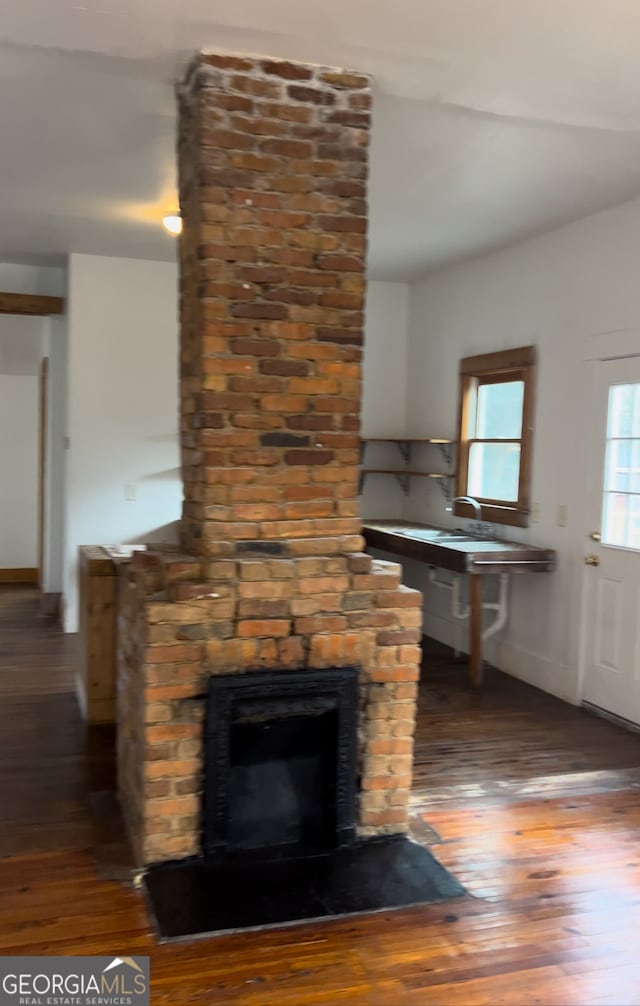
202, 666, 359, 859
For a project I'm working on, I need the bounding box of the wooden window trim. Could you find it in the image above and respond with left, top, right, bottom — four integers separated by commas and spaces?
454, 346, 536, 529
459, 345, 535, 376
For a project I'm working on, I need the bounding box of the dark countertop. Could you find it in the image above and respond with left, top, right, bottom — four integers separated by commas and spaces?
362, 520, 555, 575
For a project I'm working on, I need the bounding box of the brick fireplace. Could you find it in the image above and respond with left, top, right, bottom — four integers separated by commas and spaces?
117, 52, 423, 867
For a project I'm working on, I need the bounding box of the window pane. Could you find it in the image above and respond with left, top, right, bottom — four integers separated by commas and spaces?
602, 492, 640, 548
602, 383, 640, 550
632, 440, 640, 493
605, 439, 631, 492
476, 381, 524, 439
627, 494, 640, 548
607, 384, 640, 438
468, 442, 521, 501
602, 492, 627, 546
611, 438, 640, 493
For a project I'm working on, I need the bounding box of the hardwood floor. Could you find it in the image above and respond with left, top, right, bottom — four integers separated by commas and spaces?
1, 585, 640, 1004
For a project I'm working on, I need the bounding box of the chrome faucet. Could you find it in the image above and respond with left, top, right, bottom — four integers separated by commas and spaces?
446, 495, 493, 538
448, 495, 482, 521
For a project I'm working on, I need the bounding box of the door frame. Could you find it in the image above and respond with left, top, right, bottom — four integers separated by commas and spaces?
38, 356, 49, 589
0, 291, 65, 600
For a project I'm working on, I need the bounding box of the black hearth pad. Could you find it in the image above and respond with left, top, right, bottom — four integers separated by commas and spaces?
143, 836, 466, 940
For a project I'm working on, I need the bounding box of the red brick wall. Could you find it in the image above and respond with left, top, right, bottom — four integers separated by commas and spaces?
117, 547, 422, 864
178, 54, 370, 557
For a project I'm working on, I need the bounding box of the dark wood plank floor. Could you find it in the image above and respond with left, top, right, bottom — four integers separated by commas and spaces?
1, 585, 640, 1005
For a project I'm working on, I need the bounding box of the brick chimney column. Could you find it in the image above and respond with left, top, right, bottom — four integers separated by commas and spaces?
177, 53, 371, 558
115, 52, 423, 867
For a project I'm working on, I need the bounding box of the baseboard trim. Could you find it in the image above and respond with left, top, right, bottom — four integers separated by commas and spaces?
420, 613, 576, 704
582, 701, 640, 734
0, 567, 38, 584
497, 639, 575, 704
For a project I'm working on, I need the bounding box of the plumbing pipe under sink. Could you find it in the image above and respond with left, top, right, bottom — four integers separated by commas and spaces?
427, 569, 510, 655
481, 573, 510, 641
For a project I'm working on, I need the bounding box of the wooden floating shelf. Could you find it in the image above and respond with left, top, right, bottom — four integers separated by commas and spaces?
364, 437, 454, 445
359, 438, 456, 496
359, 469, 452, 496
361, 469, 450, 478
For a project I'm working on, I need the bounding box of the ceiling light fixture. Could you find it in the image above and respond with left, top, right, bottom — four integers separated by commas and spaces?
162, 213, 182, 236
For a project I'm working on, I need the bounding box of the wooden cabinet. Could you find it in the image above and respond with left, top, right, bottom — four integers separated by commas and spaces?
77, 546, 118, 724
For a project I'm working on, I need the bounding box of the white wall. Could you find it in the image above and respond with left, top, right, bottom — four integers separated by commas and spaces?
0, 375, 39, 569
405, 193, 640, 703
361, 281, 410, 519
0, 313, 47, 377
0, 262, 65, 297
362, 281, 410, 436
64, 253, 181, 632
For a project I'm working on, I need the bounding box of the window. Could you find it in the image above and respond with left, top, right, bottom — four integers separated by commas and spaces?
454, 346, 536, 528
601, 382, 640, 549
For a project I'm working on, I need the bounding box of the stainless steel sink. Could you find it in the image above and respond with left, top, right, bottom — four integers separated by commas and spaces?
398, 529, 477, 543
366, 526, 483, 544
430, 535, 479, 543
362, 521, 556, 576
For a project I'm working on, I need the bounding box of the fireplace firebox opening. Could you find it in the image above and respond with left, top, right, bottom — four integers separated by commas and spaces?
203, 667, 359, 859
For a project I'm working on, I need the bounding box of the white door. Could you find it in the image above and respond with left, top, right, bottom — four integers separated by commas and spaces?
582, 357, 640, 726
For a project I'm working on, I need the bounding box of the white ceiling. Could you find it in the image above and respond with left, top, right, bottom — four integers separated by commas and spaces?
2, 0, 640, 280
